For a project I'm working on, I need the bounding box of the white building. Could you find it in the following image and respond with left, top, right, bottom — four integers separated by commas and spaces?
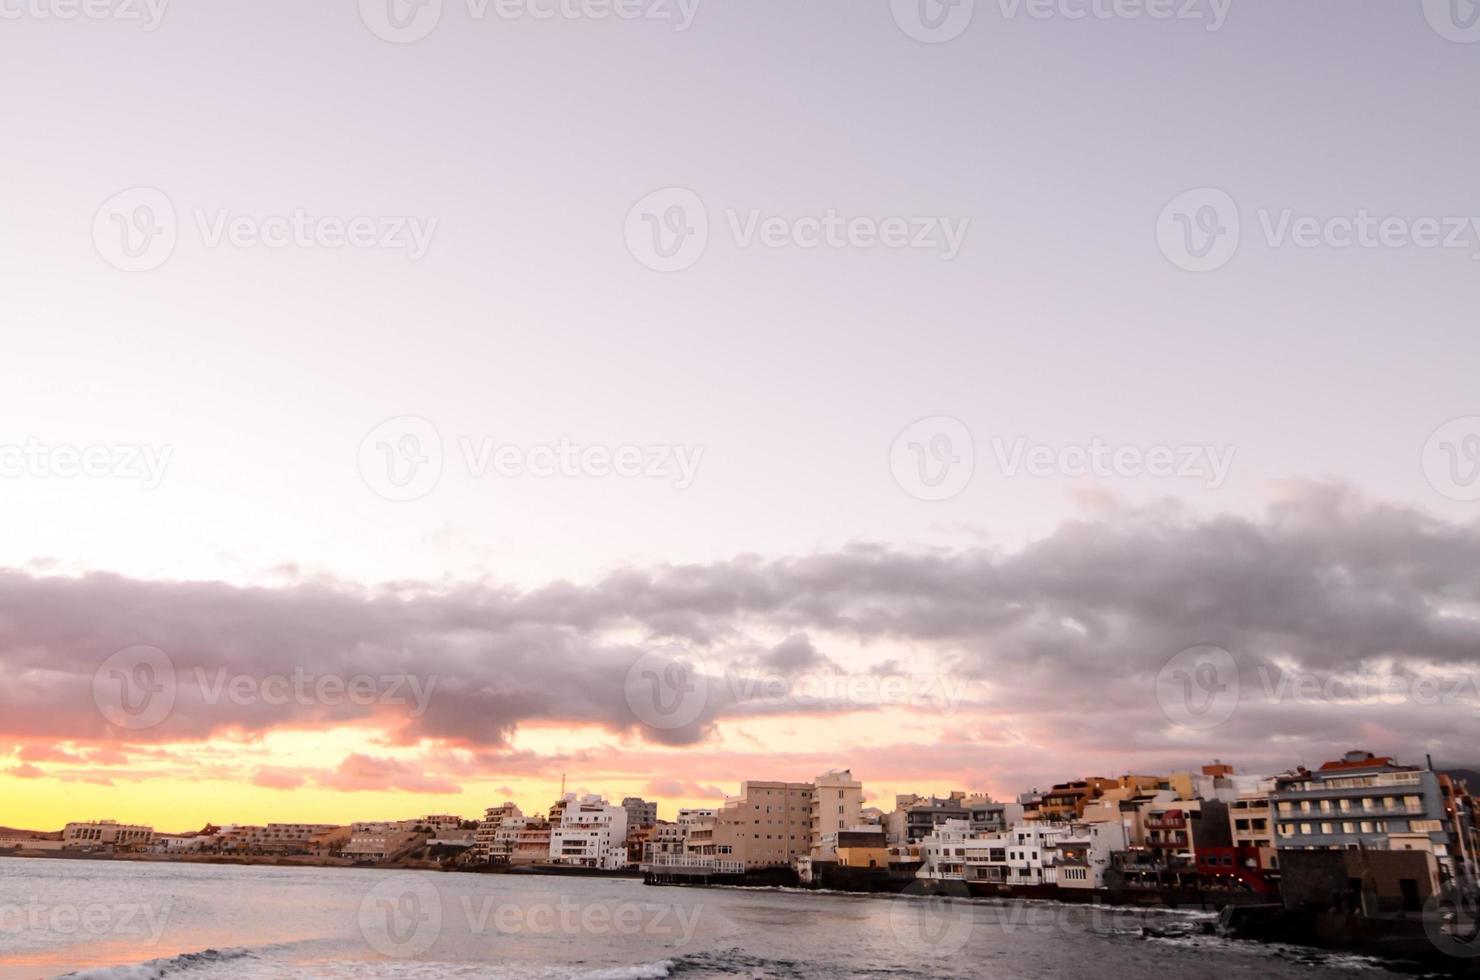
917, 819, 1125, 890
548, 794, 629, 870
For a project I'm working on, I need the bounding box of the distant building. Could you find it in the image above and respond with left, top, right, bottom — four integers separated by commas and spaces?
474, 803, 523, 861
887, 795, 969, 844
622, 797, 658, 830
809, 769, 863, 851
343, 829, 427, 862
548, 795, 629, 870
686, 781, 813, 870
63, 821, 154, 850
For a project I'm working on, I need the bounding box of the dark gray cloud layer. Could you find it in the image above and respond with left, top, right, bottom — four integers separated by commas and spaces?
1, 484, 1476, 767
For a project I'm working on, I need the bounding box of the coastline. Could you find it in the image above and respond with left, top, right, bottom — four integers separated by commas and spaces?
3, 850, 1471, 973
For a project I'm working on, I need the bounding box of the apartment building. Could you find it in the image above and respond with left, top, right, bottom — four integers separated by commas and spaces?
964, 797, 1024, 835
473, 802, 523, 861
686, 780, 813, 870
548, 794, 629, 870
1271, 751, 1465, 879
809, 769, 863, 850
1229, 776, 1278, 869
343, 829, 427, 862
887, 794, 969, 844
622, 797, 659, 830
63, 821, 154, 850
916, 818, 1125, 889
511, 820, 553, 865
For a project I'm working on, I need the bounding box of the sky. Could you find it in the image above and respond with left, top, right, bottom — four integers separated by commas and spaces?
1, 0, 1479, 832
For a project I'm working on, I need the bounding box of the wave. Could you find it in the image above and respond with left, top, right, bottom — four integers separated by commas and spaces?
58, 947, 256, 980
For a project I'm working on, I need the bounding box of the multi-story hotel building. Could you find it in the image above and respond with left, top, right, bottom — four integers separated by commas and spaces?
686, 780, 814, 870
473, 802, 523, 861
1271, 751, 1465, 879
809, 769, 863, 851
63, 820, 154, 850
548, 794, 629, 870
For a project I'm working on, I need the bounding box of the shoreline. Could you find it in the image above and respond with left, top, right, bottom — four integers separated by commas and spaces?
3, 851, 1469, 973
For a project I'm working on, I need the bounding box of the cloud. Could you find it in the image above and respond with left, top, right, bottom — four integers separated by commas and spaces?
7, 764, 43, 779
644, 778, 725, 798
0, 483, 1476, 783
251, 767, 306, 790
316, 754, 461, 795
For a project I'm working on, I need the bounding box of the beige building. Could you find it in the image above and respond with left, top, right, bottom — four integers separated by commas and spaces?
810, 769, 863, 851
343, 829, 427, 862
688, 780, 814, 870
63, 820, 153, 850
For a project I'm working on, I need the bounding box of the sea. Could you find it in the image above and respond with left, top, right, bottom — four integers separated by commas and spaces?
0, 856, 1415, 979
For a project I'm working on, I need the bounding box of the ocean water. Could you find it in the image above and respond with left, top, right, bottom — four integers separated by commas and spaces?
0, 857, 1408, 979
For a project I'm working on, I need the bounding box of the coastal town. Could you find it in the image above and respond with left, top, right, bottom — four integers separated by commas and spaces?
5, 749, 1477, 923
